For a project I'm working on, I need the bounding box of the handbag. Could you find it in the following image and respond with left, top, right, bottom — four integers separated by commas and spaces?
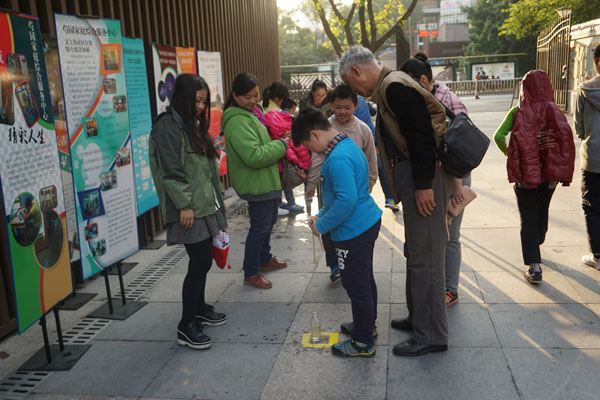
437, 107, 490, 179
282, 159, 307, 190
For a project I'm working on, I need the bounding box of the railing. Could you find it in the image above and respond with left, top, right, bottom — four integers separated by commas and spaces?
445, 79, 522, 97
289, 89, 311, 103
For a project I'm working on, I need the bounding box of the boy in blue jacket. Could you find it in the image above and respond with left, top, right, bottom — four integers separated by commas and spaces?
292, 109, 382, 357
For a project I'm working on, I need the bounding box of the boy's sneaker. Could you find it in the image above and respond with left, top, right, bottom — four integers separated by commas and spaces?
332, 339, 375, 358
196, 304, 227, 326
277, 208, 289, 216
329, 266, 341, 283
446, 289, 459, 307
581, 254, 600, 270
385, 199, 399, 212
340, 322, 378, 338
285, 203, 305, 212
525, 266, 542, 284
177, 320, 212, 350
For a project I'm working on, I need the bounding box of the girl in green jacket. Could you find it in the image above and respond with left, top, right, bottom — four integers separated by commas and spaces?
149, 74, 227, 350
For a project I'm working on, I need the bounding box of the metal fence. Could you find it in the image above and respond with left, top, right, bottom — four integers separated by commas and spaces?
445, 79, 522, 97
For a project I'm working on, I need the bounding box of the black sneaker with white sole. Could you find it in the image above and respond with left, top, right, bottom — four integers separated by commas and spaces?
196, 304, 227, 326
177, 320, 212, 350
525, 267, 542, 284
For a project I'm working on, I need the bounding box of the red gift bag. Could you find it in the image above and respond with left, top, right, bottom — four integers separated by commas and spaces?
211, 230, 231, 269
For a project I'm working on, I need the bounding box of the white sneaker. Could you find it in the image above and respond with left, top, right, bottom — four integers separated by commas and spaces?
581, 254, 600, 270
277, 208, 289, 216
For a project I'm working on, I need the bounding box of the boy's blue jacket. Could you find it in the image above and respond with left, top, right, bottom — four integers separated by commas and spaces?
316, 137, 382, 241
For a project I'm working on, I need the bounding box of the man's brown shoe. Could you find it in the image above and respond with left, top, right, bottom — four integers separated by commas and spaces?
244, 274, 272, 289
260, 257, 287, 271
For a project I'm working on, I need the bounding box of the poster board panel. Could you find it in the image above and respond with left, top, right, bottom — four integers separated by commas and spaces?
122, 37, 159, 216
176, 46, 197, 74
54, 14, 139, 280
0, 11, 72, 333
152, 43, 177, 115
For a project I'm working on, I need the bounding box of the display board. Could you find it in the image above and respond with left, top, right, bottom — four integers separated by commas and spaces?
196, 51, 227, 175
472, 62, 515, 80
152, 43, 177, 115
0, 11, 72, 333
176, 46, 197, 74
42, 34, 80, 262
122, 37, 158, 216
54, 14, 139, 279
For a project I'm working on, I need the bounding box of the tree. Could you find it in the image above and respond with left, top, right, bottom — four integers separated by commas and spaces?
278, 11, 335, 66
464, 0, 536, 74
501, 0, 600, 39
308, 0, 418, 57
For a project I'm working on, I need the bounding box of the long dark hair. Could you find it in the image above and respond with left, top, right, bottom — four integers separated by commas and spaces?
400, 52, 433, 82
170, 73, 218, 159
262, 81, 289, 108
224, 73, 259, 111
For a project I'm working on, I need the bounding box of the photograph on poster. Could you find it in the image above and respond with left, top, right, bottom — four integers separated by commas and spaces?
39, 185, 58, 211
7, 54, 28, 78
90, 239, 106, 258
0, 79, 14, 125
85, 118, 99, 137
84, 222, 98, 241
10, 193, 41, 247
78, 189, 104, 220
112, 95, 127, 112
34, 210, 63, 269
115, 148, 131, 167
103, 47, 120, 72
165, 73, 175, 100
72, 231, 79, 250
15, 82, 39, 128
101, 170, 117, 191
103, 78, 116, 94
158, 81, 166, 101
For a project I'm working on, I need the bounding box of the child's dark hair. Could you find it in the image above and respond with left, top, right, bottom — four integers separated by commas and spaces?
281, 98, 297, 110
311, 79, 328, 93
224, 72, 259, 111
330, 84, 357, 104
595, 45, 600, 62
262, 81, 289, 108
170, 73, 217, 158
292, 109, 331, 147
400, 52, 433, 82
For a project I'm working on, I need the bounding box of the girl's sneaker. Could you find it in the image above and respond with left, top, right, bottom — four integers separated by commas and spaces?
581, 254, 600, 270
329, 266, 341, 283
332, 339, 375, 358
445, 289, 459, 307
385, 199, 399, 212
285, 203, 304, 212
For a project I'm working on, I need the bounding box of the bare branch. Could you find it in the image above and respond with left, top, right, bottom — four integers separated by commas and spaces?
372, 0, 418, 51
344, 0, 358, 45
312, 0, 344, 56
327, 0, 344, 21
367, 0, 376, 45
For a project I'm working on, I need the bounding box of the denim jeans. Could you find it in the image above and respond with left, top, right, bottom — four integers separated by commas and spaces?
446, 174, 471, 292
283, 189, 295, 205
582, 170, 600, 255
243, 199, 278, 277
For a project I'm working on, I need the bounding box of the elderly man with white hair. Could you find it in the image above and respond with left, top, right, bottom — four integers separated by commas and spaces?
339, 46, 453, 357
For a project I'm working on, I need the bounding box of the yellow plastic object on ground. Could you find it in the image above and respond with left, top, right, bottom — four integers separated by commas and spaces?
301, 332, 340, 348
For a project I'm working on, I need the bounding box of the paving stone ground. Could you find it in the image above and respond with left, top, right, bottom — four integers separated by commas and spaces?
2, 95, 600, 400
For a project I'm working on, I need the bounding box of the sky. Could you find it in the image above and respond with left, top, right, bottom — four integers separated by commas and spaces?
277, 0, 355, 28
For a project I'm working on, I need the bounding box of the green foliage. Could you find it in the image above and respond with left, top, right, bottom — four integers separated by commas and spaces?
464, 0, 536, 74
501, 0, 600, 39
278, 11, 334, 66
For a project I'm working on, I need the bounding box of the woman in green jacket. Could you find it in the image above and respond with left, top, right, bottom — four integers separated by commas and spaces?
222, 73, 290, 289
149, 74, 227, 350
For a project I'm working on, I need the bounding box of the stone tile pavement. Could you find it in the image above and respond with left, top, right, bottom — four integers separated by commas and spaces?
2, 95, 600, 400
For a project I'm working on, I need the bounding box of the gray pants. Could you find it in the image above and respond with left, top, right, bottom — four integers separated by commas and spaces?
394, 161, 453, 345
446, 174, 471, 292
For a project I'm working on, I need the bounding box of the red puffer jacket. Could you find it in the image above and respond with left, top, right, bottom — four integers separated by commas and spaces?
265, 110, 311, 170
507, 70, 575, 188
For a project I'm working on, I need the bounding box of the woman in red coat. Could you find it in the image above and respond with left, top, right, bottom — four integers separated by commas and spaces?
494, 70, 575, 284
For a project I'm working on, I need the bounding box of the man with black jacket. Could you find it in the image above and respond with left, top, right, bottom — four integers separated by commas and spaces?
339, 46, 453, 356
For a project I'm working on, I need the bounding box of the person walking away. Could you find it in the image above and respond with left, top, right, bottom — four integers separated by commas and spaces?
149, 74, 227, 350
574, 45, 600, 270
293, 109, 382, 357
494, 69, 575, 284
222, 73, 290, 289
401, 52, 469, 307
340, 46, 453, 357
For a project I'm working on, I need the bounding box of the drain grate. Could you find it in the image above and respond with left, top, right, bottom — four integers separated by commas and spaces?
60, 318, 112, 345
0, 370, 50, 398
116, 246, 188, 301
